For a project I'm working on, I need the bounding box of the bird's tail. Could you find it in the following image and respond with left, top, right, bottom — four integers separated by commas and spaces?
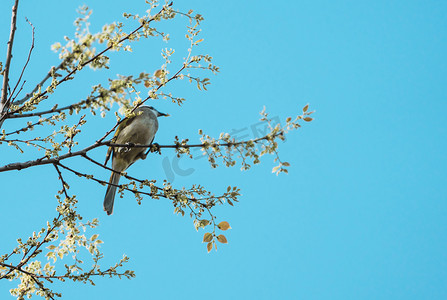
104, 171, 121, 215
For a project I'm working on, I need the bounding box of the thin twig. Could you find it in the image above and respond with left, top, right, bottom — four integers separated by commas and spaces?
4, 116, 51, 136
8, 17, 35, 105
2, 138, 50, 151
53, 163, 70, 198
14, 60, 66, 106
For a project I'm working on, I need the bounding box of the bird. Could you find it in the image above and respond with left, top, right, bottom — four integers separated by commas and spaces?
103, 105, 169, 215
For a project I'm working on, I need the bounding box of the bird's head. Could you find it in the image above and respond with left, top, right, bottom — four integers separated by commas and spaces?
139, 105, 170, 117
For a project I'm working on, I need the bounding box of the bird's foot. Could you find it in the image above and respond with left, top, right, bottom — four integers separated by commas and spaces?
118, 142, 135, 153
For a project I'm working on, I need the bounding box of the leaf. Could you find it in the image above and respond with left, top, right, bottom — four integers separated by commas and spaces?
304, 117, 313, 122
203, 232, 213, 243
195, 38, 204, 44
303, 104, 309, 112
282, 162, 290, 167
207, 242, 213, 253
154, 69, 163, 78
217, 234, 228, 244
200, 220, 210, 227
218, 221, 231, 231
272, 165, 280, 173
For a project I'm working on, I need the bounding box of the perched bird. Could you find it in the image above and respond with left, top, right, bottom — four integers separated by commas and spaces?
103, 105, 169, 215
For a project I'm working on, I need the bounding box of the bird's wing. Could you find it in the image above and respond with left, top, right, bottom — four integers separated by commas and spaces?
104, 144, 113, 166
104, 115, 137, 165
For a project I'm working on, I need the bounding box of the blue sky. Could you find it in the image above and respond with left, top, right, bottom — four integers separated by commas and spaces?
1, 0, 447, 299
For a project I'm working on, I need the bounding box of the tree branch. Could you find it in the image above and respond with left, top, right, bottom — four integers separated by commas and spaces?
5, 2, 173, 119
0, 0, 20, 125
9, 90, 112, 119
0, 131, 282, 173
0, 262, 56, 300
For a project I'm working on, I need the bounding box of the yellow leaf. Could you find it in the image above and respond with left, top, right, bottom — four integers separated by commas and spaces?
217, 234, 228, 244
217, 221, 231, 231
195, 38, 204, 44
203, 232, 213, 243
207, 242, 213, 253
304, 117, 313, 122
154, 69, 163, 78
